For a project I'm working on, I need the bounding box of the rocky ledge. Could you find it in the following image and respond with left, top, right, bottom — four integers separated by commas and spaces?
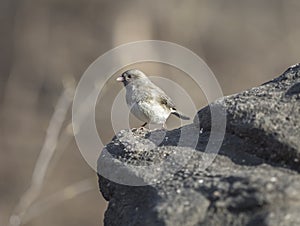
98, 64, 300, 226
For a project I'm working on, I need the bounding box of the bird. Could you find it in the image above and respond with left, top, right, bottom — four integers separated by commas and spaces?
116, 69, 190, 128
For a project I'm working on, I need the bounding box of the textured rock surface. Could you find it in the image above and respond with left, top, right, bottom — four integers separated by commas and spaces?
98, 64, 300, 226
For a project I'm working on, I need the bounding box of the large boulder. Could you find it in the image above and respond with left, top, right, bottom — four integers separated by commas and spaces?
98, 64, 300, 226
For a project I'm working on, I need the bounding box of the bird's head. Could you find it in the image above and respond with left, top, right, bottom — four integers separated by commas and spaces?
116, 69, 147, 86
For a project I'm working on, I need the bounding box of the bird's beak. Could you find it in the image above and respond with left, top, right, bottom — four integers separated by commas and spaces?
116, 77, 124, 82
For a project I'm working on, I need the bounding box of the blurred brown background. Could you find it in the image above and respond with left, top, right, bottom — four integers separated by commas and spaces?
1, 0, 299, 225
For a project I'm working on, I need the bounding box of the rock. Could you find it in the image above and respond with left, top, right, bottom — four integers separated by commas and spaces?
195, 64, 300, 170
98, 64, 300, 226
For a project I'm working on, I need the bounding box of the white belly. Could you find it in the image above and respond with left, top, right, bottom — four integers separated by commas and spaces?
128, 100, 170, 124
125, 83, 171, 124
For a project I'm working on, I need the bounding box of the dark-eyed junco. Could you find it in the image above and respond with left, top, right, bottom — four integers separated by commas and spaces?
116, 69, 190, 128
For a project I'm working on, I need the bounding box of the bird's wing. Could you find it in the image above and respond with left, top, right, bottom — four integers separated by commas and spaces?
157, 93, 176, 109
146, 83, 176, 109
133, 80, 176, 109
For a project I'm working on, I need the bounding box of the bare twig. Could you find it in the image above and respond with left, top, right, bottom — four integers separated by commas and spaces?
9, 78, 75, 226
22, 177, 95, 225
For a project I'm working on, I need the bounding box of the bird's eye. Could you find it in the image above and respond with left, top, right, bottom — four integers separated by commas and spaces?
127, 75, 131, 79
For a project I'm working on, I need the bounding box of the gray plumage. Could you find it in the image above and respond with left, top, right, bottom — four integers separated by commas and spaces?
116, 69, 190, 127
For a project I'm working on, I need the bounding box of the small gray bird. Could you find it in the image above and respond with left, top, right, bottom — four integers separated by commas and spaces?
116, 69, 190, 128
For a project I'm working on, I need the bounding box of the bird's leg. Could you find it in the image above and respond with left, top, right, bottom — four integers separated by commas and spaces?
162, 123, 167, 130
141, 122, 148, 128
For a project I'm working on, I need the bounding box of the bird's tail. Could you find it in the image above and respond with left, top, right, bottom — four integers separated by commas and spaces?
171, 109, 190, 120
